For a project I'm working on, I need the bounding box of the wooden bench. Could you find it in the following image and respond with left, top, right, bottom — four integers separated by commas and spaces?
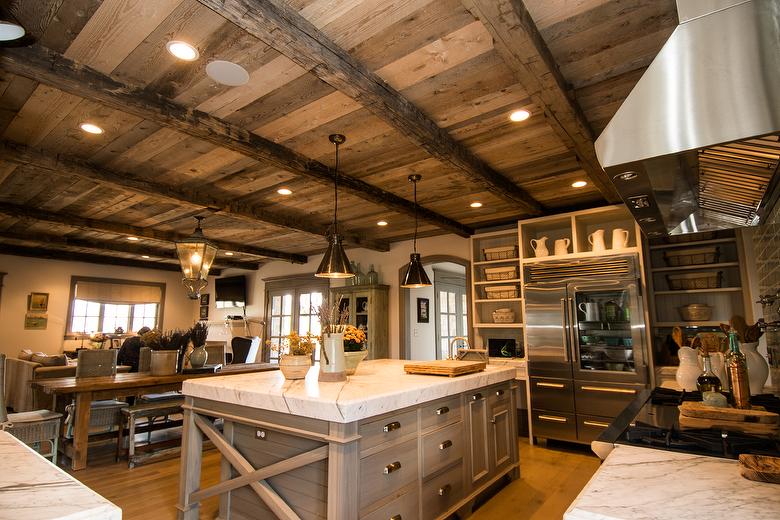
117, 398, 184, 468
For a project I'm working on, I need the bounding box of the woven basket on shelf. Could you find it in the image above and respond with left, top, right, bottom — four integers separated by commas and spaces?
664, 247, 720, 267
678, 304, 713, 321
666, 271, 722, 290
482, 245, 517, 261
485, 285, 519, 299
484, 266, 517, 281
492, 308, 515, 323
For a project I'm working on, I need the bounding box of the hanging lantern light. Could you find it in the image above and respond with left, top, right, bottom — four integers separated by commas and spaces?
176, 216, 218, 299
401, 174, 432, 288
316, 134, 355, 279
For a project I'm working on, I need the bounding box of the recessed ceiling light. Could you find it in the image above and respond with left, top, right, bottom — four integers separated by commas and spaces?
377, 220, 388, 226
277, 187, 292, 195
509, 109, 531, 122
224, 252, 234, 256
79, 122, 103, 134
141, 255, 150, 259
206, 60, 249, 86
639, 217, 657, 223
166, 40, 199, 61
127, 236, 140, 241
615, 171, 638, 181
470, 202, 483, 208
0, 21, 25, 41
571, 180, 588, 188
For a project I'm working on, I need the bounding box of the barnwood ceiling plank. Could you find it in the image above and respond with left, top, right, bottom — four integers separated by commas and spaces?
196, 0, 543, 215
0, 44, 472, 238
0, 201, 306, 264
461, 0, 620, 202
0, 243, 217, 274
0, 229, 258, 270
0, 140, 390, 252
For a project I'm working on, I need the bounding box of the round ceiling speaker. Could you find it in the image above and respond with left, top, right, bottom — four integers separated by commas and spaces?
206, 60, 250, 86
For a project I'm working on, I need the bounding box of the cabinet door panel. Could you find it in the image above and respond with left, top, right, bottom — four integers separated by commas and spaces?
490, 400, 512, 473
466, 391, 489, 486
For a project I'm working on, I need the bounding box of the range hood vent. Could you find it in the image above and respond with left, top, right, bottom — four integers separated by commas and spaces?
594, 0, 780, 237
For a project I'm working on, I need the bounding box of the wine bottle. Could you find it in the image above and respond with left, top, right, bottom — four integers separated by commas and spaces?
725, 331, 751, 409
696, 351, 722, 393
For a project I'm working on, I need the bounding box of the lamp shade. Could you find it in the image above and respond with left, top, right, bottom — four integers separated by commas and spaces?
176, 220, 217, 299
315, 234, 355, 278
400, 253, 431, 288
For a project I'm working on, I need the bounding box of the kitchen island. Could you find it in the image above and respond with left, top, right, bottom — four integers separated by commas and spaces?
177, 359, 518, 520
565, 444, 780, 520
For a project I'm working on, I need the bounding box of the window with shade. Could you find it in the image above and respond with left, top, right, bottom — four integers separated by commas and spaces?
67, 277, 165, 336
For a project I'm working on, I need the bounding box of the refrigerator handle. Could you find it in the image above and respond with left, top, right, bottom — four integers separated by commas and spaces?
567, 297, 577, 363
560, 298, 569, 363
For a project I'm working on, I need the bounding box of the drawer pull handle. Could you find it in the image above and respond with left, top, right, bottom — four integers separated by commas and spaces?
472, 393, 483, 401
383, 421, 401, 433
438, 484, 451, 496
538, 414, 567, 423
495, 389, 505, 397
583, 420, 610, 428
536, 382, 565, 389
435, 406, 450, 415
581, 386, 637, 395
390, 516, 402, 520
383, 461, 402, 475
439, 439, 453, 450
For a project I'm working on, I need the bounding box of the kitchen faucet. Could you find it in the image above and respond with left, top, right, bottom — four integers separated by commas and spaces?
448, 337, 470, 360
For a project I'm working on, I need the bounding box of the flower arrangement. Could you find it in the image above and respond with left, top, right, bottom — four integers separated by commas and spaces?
316, 297, 349, 336
189, 321, 209, 348
266, 331, 317, 359
343, 325, 366, 352
89, 332, 109, 348
140, 329, 162, 350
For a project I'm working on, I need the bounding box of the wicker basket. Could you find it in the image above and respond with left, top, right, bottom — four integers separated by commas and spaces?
492, 308, 515, 323
664, 246, 720, 267
666, 271, 723, 290
484, 266, 517, 281
483, 245, 517, 261
485, 285, 519, 299
667, 232, 716, 244
679, 304, 713, 321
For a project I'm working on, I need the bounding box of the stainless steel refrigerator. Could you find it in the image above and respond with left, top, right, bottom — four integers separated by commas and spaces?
525, 254, 649, 443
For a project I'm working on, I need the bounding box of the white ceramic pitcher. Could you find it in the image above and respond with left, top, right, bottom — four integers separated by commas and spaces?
530, 236, 549, 257
319, 332, 347, 382
554, 238, 570, 256
588, 229, 606, 253
612, 228, 630, 250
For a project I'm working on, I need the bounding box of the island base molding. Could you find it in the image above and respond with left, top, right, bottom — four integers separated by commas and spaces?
177, 381, 519, 520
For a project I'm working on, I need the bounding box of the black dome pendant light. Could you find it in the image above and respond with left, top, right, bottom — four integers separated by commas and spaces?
315, 134, 355, 279
400, 174, 432, 288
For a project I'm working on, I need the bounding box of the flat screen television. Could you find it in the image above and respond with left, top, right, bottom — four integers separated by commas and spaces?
215, 275, 246, 308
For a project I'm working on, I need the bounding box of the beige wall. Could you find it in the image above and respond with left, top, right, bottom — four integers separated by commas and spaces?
201, 234, 471, 359
0, 254, 198, 357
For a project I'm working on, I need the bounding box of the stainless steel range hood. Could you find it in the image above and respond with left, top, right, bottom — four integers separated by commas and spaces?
594, 0, 780, 237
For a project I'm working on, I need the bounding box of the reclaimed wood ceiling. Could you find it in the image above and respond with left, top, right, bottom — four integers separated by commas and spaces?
0, 0, 678, 271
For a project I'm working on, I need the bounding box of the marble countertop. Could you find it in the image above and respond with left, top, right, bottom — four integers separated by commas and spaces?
565, 444, 780, 520
182, 359, 516, 423
0, 431, 121, 520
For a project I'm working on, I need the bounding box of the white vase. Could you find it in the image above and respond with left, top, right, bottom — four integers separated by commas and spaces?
319, 333, 346, 382
741, 342, 769, 395
676, 347, 700, 391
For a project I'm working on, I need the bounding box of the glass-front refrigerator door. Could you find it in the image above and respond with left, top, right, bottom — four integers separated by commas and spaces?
567, 279, 647, 383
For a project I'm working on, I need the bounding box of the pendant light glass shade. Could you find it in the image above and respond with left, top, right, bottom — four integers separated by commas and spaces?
176, 216, 217, 299
316, 134, 355, 279
400, 174, 432, 289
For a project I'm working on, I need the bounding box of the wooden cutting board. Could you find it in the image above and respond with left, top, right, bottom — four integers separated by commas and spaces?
739, 454, 780, 484
678, 414, 780, 437
404, 360, 486, 377
679, 401, 779, 424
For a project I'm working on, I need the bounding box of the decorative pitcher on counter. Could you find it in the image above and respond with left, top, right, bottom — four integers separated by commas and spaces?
554, 238, 570, 256
675, 347, 700, 391
741, 342, 769, 394
319, 332, 347, 382
611, 228, 630, 250
588, 229, 606, 253
530, 236, 549, 257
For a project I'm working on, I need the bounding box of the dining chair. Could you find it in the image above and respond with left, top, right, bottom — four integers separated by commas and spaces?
204, 344, 226, 365
230, 336, 260, 364
138, 347, 151, 372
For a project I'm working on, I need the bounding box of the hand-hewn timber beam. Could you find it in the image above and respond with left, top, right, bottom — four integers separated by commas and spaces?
0, 44, 473, 238
0, 244, 220, 275
0, 140, 390, 252
461, 0, 621, 202
0, 202, 307, 264
196, 0, 543, 216
0, 229, 259, 270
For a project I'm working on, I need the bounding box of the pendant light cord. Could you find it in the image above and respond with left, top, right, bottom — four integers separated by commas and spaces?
412, 179, 418, 253
333, 141, 339, 236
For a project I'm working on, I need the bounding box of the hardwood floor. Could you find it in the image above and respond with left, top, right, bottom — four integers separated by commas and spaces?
68, 439, 600, 519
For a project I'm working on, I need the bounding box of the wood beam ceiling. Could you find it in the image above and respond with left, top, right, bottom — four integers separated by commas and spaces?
196, 0, 543, 216
0, 140, 390, 252
0, 229, 258, 270
0, 45, 473, 238
461, 0, 620, 202
0, 202, 307, 264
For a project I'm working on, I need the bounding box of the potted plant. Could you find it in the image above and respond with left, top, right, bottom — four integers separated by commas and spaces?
343, 325, 368, 375
277, 331, 316, 380
187, 322, 210, 368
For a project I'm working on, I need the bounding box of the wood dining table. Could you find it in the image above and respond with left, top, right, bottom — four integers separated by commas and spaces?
31, 363, 278, 470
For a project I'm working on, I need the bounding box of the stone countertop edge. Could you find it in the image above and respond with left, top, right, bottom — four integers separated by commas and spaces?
181, 359, 517, 423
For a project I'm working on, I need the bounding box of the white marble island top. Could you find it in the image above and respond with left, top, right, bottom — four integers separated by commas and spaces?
0, 431, 121, 520
183, 359, 516, 423
565, 444, 780, 520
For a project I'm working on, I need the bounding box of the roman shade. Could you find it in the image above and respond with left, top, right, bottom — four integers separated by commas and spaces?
74, 280, 162, 304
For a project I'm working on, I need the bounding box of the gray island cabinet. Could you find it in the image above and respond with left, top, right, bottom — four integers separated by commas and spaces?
177, 360, 518, 520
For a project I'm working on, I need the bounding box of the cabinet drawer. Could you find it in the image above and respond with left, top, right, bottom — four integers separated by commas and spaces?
574, 381, 642, 417
421, 421, 463, 478
361, 487, 419, 520
420, 396, 461, 432
421, 462, 464, 520
360, 409, 419, 451
360, 439, 419, 510
488, 383, 512, 406
577, 414, 613, 444
530, 377, 574, 413
531, 410, 577, 441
